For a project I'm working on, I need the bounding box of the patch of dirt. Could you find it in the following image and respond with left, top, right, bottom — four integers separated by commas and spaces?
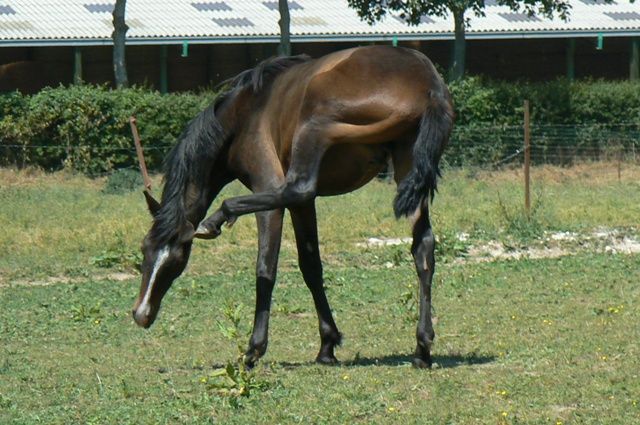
356, 237, 413, 248
358, 228, 640, 264
1, 272, 137, 288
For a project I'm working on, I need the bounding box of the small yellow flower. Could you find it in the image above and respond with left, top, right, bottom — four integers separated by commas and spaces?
200, 377, 207, 383
556, 421, 563, 425
342, 374, 350, 381
601, 355, 608, 361
501, 411, 508, 417
387, 407, 396, 413
94, 319, 100, 325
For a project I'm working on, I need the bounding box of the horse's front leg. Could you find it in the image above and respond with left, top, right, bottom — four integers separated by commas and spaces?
195, 129, 329, 240
244, 208, 284, 368
290, 202, 342, 364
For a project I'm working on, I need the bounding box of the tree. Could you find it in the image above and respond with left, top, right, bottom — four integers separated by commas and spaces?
348, 0, 571, 81
112, 0, 129, 88
277, 0, 291, 56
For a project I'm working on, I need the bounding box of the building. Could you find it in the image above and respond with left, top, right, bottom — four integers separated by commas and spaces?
1, 0, 639, 93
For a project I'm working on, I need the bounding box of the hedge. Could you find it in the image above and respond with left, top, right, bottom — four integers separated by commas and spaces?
0, 85, 212, 174
1, 79, 639, 173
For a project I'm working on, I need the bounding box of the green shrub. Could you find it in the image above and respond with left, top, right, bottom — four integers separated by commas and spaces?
102, 168, 143, 195
0, 85, 213, 174
0, 80, 639, 173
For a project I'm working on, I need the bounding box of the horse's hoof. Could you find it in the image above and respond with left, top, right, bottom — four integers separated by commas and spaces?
411, 357, 432, 369
243, 355, 258, 370
316, 355, 339, 365
194, 224, 221, 239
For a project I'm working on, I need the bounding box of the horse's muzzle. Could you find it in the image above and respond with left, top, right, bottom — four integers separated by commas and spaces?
132, 305, 156, 328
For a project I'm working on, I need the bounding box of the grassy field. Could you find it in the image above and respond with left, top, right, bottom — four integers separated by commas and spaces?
1, 163, 639, 424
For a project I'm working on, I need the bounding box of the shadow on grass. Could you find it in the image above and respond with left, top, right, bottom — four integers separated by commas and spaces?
271, 353, 496, 370
345, 353, 496, 369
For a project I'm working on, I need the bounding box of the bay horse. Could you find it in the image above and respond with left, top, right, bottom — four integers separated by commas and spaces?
132, 46, 453, 368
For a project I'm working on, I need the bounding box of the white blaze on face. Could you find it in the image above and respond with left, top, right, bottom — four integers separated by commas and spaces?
138, 245, 170, 317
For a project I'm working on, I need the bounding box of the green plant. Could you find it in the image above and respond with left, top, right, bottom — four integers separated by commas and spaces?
203, 302, 271, 402
102, 168, 143, 195
70, 302, 103, 323
496, 191, 546, 240
436, 230, 470, 260
89, 230, 142, 270
0, 85, 214, 173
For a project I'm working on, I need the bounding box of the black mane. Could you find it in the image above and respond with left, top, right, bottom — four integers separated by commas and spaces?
149, 54, 311, 245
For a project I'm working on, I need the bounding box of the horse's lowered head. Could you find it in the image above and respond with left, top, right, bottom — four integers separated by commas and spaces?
132, 190, 206, 328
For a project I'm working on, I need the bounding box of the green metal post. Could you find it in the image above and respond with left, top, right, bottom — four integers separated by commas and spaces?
566, 38, 575, 81
160, 45, 168, 94
392, 35, 398, 47
182, 40, 189, 57
73, 47, 83, 84
596, 33, 604, 50
631, 38, 639, 81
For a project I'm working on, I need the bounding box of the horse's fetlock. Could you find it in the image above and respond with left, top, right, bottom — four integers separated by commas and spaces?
416, 329, 435, 347
248, 335, 268, 355
320, 325, 342, 347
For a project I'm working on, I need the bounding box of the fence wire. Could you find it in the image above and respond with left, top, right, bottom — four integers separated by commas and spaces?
1, 123, 639, 175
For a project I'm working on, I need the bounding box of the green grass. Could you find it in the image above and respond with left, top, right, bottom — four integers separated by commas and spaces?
1, 162, 639, 282
1, 164, 639, 424
1, 254, 638, 424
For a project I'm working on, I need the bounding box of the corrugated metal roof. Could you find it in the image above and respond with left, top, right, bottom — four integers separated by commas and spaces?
0, 0, 639, 46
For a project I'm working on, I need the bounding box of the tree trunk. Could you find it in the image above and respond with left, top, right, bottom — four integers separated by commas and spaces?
112, 0, 129, 88
277, 0, 291, 56
450, 9, 466, 81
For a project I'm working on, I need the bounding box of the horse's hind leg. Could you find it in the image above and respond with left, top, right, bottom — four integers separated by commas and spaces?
290, 202, 342, 364
410, 202, 436, 368
244, 208, 284, 368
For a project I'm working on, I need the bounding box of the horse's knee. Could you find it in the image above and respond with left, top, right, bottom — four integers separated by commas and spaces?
282, 180, 316, 206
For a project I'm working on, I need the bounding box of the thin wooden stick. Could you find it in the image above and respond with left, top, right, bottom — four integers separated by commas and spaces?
129, 116, 152, 192
523, 100, 531, 216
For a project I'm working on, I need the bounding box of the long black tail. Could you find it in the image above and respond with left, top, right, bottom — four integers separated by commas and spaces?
393, 88, 454, 218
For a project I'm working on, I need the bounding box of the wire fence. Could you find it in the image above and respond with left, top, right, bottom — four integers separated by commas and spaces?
1, 123, 639, 176
446, 123, 640, 168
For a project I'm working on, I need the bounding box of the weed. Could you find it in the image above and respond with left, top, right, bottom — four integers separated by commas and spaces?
496, 190, 546, 240
70, 302, 103, 323
203, 302, 272, 401
398, 281, 418, 324
436, 230, 470, 260
89, 230, 141, 271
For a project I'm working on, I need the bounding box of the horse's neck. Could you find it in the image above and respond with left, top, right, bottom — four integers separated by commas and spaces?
183, 162, 233, 227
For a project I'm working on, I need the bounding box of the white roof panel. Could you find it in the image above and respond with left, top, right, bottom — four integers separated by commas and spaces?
0, 0, 638, 46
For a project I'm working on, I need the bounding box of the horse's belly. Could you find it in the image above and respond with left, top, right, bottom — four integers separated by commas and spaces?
316, 144, 388, 196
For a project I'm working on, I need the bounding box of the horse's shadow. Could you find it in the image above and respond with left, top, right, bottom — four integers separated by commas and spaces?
272, 353, 496, 370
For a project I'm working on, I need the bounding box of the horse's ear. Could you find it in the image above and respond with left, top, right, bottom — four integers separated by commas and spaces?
143, 189, 161, 217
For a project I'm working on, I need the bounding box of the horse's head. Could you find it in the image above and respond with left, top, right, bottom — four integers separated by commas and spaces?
132, 191, 198, 328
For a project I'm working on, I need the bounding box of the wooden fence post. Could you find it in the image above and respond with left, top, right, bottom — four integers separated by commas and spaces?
524, 100, 531, 216
129, 116, 152, 192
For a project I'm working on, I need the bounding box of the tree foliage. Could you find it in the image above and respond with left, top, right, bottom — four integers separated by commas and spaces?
348, 0, 572, 80
348, 0, 571, 25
